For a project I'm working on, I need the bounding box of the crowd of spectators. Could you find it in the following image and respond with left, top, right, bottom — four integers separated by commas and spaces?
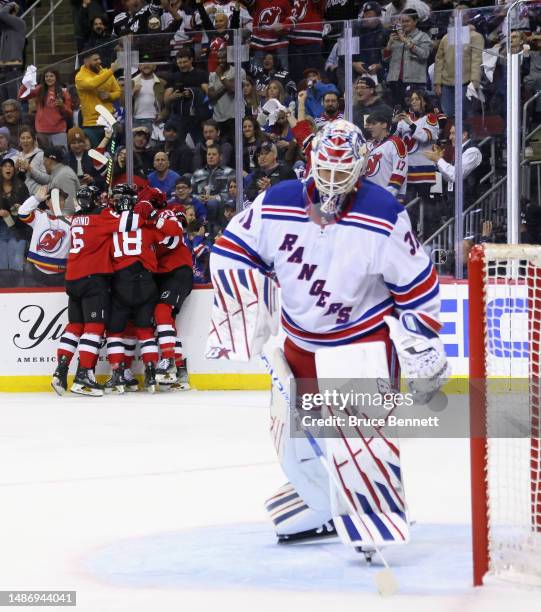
1, 0, 541, 287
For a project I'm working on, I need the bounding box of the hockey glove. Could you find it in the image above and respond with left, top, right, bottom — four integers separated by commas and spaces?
384, 311, 450, 404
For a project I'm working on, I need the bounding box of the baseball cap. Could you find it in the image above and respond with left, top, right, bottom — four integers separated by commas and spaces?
0, 157, 15, 166
356, 76, 377, 90
256, 141, 277, 156
361, 2, 382, 16
43, 146, 65, 162
0, 127, 10, 138
164, 121, 178, 132
67, 126, 86, 144
366, 111, 392, 125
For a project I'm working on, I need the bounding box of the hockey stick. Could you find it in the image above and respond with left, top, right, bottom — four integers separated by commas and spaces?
95, 104, 118, 194
95, 104, 117, 129
88, 148, 109, 165
261, 353, 399, 597
50, 188, 62, 217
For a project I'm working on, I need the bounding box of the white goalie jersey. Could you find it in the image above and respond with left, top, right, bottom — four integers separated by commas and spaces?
206, 177, 441, 359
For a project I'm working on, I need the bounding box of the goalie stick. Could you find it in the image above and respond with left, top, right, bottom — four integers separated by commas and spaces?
261, 352, 399, 597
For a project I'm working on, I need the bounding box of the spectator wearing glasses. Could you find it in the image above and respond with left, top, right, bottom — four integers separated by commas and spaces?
0, 99, 34, 148
352, 77, 393, 135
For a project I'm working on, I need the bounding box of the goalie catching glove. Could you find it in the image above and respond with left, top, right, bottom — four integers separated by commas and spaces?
384, 311, 450, 404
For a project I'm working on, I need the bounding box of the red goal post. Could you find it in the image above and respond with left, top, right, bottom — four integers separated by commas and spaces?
469, 243, 541, 587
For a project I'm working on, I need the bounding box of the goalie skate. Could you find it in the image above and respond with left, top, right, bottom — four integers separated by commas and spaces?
277, 520, 337, 544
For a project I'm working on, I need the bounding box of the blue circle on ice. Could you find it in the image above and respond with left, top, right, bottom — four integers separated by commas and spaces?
82, 523, 472, 594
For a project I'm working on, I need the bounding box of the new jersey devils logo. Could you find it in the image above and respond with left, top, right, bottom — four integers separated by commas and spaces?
365, 153, 382, 177
37, 229, 66, 254
403, 135, 419, 153
258, 6, 282, 27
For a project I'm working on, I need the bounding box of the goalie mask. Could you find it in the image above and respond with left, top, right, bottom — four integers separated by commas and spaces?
310, 119, 366, 197
75, 185, 100, 212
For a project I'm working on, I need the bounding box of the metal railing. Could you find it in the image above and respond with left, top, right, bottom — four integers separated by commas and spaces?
422, 177, 507, 270
21, 0, 64, 67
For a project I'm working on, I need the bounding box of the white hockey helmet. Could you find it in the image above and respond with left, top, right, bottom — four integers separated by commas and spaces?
310, 119, 366, 197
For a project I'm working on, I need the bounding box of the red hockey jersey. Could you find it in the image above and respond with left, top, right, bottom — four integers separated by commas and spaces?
289, 0, 325, 46
66, 209, 142, 281
154, 209, 192, 273
247, 0, 294, 50
112, 214, 183, 273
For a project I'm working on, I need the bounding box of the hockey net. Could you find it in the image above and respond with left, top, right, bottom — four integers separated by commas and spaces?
469, 244, 541, 586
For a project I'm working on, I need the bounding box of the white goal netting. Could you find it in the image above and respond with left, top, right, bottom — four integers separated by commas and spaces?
480, 245, 541, 585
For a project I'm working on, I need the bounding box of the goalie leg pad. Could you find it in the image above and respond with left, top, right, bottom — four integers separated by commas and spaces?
315, 343, 410, 548
264, 349, 332, 525
265, 482, 333, 536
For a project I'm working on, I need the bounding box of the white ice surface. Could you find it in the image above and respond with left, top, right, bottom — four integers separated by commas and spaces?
0, 391, 539, 611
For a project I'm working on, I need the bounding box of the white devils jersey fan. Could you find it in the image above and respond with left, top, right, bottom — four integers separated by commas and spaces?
206, 119, 449, 567
365, 136, 408, 197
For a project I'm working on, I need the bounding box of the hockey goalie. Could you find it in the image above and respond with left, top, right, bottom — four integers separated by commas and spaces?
206, 119, 449, 556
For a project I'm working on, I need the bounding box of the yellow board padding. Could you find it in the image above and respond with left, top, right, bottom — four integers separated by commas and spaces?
0, 374, 272, 393
0, 374, 476, 394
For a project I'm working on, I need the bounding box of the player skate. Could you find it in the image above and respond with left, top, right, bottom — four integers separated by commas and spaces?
159, 359, 190, 392
123, 367, 139, 392
155, 358, 176, 383
103, 363, 127, 394
51, 355, 69, 396
144, 362, 157, 393
71, 363, 104, 397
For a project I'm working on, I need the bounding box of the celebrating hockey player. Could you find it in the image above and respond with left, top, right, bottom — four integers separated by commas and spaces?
51, 185, 166, 397
104, 184, 185, 394
206, 119, 449, 553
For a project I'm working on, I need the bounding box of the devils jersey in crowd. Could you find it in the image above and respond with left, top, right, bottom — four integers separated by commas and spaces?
18, 195, 71, 274
246, 0, 294, 51
289, 0, 325, 46
395, 112, 439, 184
365, 136, 408, 197
211, 178, 440, 352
